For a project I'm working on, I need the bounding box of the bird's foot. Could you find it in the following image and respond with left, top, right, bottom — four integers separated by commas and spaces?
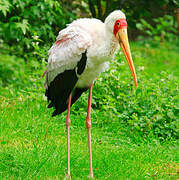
88, 173, 93, 179
65, 174, 71, 180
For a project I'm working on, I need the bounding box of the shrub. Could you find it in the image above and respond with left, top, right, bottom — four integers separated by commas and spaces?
0, 0, 76, 59
136, 15, 178, 42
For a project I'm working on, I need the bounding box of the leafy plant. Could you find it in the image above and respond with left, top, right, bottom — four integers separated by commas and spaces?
0, 0, 11, 16
0, 0, 76, 59
136, 15, 178, 42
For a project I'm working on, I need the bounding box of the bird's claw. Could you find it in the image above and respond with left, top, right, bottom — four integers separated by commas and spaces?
88, 174, 94, 179
65, 174, 71, 180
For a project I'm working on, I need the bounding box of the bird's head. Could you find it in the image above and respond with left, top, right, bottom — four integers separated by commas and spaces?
105, 10, 137, 87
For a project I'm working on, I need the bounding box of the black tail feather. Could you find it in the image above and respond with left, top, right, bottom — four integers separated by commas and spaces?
45, 51, 88, 116
56, 87, 88, 114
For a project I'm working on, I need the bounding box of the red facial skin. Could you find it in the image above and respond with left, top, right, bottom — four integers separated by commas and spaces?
113, 19, 127, 36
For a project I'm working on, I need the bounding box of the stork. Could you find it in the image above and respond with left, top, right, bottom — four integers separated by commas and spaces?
45, 10, 137, 178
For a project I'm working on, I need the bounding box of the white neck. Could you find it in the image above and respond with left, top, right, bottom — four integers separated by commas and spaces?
105, 29, 119, 57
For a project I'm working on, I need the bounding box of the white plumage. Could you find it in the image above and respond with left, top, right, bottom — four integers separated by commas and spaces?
46, 11, 126, 88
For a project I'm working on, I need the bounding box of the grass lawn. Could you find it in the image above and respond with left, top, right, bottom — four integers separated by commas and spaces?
0, 40, 179, 179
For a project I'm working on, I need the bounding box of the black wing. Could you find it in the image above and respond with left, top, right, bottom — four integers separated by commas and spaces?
45, 51, 88, 116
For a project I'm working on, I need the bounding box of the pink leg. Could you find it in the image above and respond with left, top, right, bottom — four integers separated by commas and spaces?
86, 83, 93, 178
66, 93, 72, 178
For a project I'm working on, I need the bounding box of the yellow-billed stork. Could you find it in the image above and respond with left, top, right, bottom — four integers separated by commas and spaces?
45, 10, 137, 178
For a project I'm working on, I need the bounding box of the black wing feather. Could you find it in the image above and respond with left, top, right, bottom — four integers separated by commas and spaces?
57, 87, 88, 114
46, 51, 88, 116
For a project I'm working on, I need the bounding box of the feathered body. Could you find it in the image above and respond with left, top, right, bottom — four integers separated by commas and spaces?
44, 10, 138, 178
45, 11, 126, 116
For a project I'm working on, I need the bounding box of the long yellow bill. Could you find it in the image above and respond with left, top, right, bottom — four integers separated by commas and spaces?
116, 29, 137, 87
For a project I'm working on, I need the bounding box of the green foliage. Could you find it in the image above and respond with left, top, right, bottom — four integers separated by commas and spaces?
90, 44, 178, 141
0, 54, 25, 86
0, 0, 11, 16
0, 0, 178, 59
136, 15, 178, 42
0, 41, 179, 179
0, 0, 75, 59
1, 40, 178, 141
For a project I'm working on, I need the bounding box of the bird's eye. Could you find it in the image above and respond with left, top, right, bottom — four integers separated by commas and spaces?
117, 22, 120, 26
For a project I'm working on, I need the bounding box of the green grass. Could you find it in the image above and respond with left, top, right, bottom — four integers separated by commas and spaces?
0, 40, 179, 179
